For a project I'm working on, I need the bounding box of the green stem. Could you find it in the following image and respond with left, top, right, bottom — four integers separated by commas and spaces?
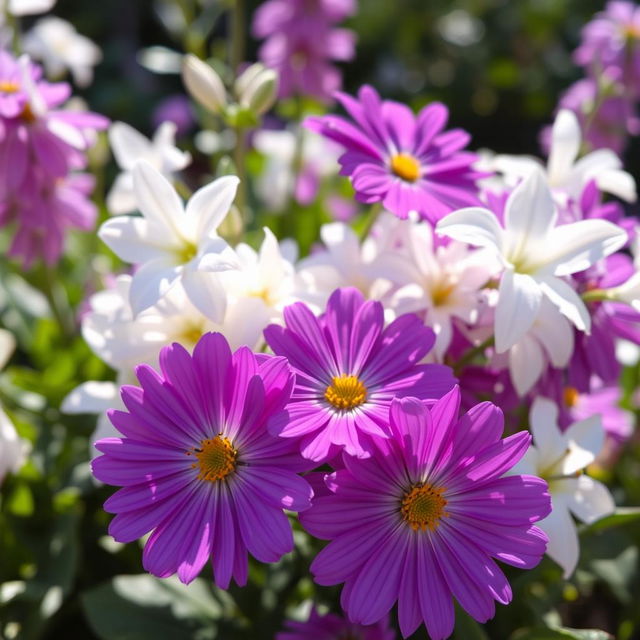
453, 336, 494, 374
358, 203, 383, 240
582, 288, 615, 304
286, 98, 306, 213
233, 126, 249, 225
39, 264, 74, 342
229, 0, 245, 75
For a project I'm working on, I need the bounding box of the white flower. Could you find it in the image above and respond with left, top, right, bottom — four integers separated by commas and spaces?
253, 128, 340, 210
2, 0, 56, 16
23, 17, 101, 87
374, 222, 493, 360
99, 161, 239, 321
512, 398, 615, 578
606, 270, 640, 312
181, 54, 227, 114
437, 169, 627, 352
492, 109, 636, 206
106, 121, 191, 215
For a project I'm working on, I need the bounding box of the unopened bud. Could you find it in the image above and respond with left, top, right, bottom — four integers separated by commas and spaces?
182, 54, 227, 114
235, 63, 278, 116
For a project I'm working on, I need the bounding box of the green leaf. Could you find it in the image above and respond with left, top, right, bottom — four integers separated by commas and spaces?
511, 627, 614, 640
582, 508, 640, 533
82, 574, 234, 640
453, 607, 490, 639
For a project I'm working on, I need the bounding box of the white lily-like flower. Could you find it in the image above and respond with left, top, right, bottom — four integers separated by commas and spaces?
99, 161, 240, 321
506, 298, 574, 396
492, 109, 636, 206
23, 17, 101, 87
106, 121, 191, 215
1, 0, 56, 16
512, 398, 615, 578
374, 222, 493, 360
437, 169, 627, 352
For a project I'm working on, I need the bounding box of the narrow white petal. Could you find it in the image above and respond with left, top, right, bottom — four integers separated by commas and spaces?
495, 269, 542, 353
99, 217, 178, 263
184, 174, 239, 240
509, 335, 544, 396
129, 259, 181, 315
558, 476, 615, 524
529, 397, 565, 463
538, 276, 591, 332
504, 168, 556, 247
258, 227, 287, 287
132, 161, 184, 235
109, 122, 151, 171
106, 173, 137, 215
534, 301, 574, 367
547, 110, 581, 186
546, 219, 627, 276
47, 118, 86, 150
181, 269, 227, 323
0, 329, 16, 370
436, 207, 505, 256
538, 498, 580, 578
561, 415, 605, 475
596, 169, 637, 203
195, 237, 240, 272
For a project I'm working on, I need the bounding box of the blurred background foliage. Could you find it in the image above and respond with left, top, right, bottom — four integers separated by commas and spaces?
1, 1, 640, 639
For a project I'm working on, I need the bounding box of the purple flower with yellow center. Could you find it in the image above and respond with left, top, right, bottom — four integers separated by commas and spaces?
264, 287, 456, 462
276, 607, 395, 640
300, 388, 551, 640
91, 332, 313, 588
305, 85, 484, 222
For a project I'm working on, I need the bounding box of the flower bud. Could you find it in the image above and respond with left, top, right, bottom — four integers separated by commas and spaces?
235, 63, 278, 116
182, 54, 227, 114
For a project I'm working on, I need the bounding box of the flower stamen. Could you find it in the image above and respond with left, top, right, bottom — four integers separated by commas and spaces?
187, 434, 237, 483
0, 80, 19, 94
324, 374, 367, 411
401, 483, 448, 531
390, 153, 421, 182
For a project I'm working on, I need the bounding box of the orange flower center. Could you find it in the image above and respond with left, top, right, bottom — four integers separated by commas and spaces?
390, 152, 421, 182
187, 435, 237, 483
563, 386, 580, 409
324, 374, 367, 411
401, 483, 448, 531
0, 80, 19, 94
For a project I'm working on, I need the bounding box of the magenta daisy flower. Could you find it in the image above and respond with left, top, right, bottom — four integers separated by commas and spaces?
277, 607, 395, 640
305, 85, 484, 222
300, 388, 551, 640
264, 287, 456, 462
91, 333, 313, 588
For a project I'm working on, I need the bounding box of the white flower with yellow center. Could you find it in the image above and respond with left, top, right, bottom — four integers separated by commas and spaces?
99, 161, 239, 321
437, 169, 627, 353
512, 398, 615, 578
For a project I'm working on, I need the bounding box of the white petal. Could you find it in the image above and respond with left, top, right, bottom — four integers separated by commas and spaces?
495, 269, 542, 353
9, 0, 56, 15
562, 415, 605, 474
132, 161, 184, 235
258, 227, 287, 287
546, 219, 627, 276
547, 110, 581, 186
509, 335, 544, 396
47, 118, 86, 150
106, 173, 137, 215
61, 381, 119, 414
0, 329, 16, 370
596, 169, 637, 203
436, 207, 505, 256
534, 301, 574, 367
529, 397, 565, 463
538, 498, 580, 578
184, 174, 239, 240
109, 122, 151, 171
129, 259, 181, 315
194, 237, 240, 272
559, 476, 615, 524
98, 216, 178, 263
504, 168, 556, 247
538, 276, 591, 332
181, 269, 227, 323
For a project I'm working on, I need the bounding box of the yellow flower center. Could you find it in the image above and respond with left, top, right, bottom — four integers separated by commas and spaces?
390, 153, 421, 182
0, 80, 19, 94
431, 279, 457, 307
324, 374, 367, 411
563, 386, 580, 409
179, 322, 205, 347
187, 435, 237, 483
401, 483, 448, 531
623, 24, 640, 39
176, 240, 197, 264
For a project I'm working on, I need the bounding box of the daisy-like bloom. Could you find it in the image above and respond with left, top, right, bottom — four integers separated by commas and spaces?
300, 389, 551, 640
437, 169, 627, 353
276, 607, 395, 640
305, 85, 484, 222
99, 161, 239, 321
512, 398, 615, 578
106, 121, 191, 215
92, 332, 313, 587
264, 287, 456, 461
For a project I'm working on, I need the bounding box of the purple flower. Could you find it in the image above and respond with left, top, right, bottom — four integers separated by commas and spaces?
264, 287, 456, 461
276, 607, 395, 640
253, 0, 356, 102
300, 389, 551, 639
92, 333, 313, 588
305, 85, 484, 222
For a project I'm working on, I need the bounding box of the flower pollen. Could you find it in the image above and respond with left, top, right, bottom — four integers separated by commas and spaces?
324, 374, 367, 411
0, 80, 19, 94
401, 483, 448, 531
563, 386, 580, 408
187, 434, 237, 483
390, 152, 421, 182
